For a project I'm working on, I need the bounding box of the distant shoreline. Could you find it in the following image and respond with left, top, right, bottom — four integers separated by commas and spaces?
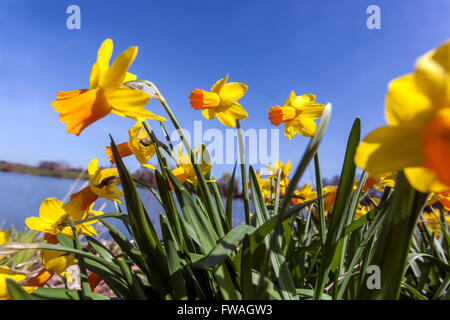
0, 161, 88, 180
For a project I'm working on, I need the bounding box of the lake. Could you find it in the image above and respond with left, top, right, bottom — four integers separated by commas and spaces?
0, 171, 249, 238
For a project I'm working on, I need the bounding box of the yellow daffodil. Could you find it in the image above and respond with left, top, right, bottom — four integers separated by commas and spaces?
421, 209, 450, 237
0, 231, 8, 246
105, 122, 156, 169
51, 39, 166, 136
269, 92, 325, 139
0, 266, 35, 299
355, 204, 372, 219
189, 75, 248, 127
70, 158, 123, 210
426, 191, 450, 210
291, 184, 317, 206
353, 173, 397, 193
171, 146, 213, 186
355, 41, 450, 193
323, 185, 338, 216
25, 198, 96, 237
267, 160, 291, 190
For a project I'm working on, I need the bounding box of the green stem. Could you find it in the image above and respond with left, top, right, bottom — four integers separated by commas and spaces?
236, 120, 250, 224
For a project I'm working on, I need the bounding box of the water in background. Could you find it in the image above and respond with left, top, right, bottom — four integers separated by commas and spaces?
0, 171, 249, 239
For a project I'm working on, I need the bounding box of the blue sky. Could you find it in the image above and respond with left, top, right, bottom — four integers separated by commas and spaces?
0, 0, 449, 182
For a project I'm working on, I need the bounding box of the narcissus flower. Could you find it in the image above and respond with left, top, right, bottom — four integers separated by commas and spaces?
189, 75, 248, 127
51, 38, 166, 135
171, 146, 212, 186
105, 122, 156, 169
421, 209, 450, 237
426, 191, 450, 210
70, 158, 123, 210
355, 41, 450, 193
0, 266, 35, 299
267, 160, 291, 187
291, 184, 317, 206
269, 92, 325, 139
25, 198, 97, 237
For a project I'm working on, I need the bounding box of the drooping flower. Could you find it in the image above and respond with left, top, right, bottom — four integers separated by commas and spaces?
189, 75, 248, 127
69, 158, 123, 210
51, 38, 166, 135
291, 184, 317, 206
354, 40, 450, 193
269, 92, 325, 139
171, 146, 212, 186
105, 122, 156, 169
0, 266, 35, 299
25, 198, 97, 237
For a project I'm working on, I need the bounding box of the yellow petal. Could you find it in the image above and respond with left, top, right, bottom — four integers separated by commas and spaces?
283, 91, 297, 107
108, 86, 166, 122
404, 167, 450, 193
88, 158, 99, 180
354, 125, 423, 176
216, 109, 238, 127
51, 89, 112, 136
415, 41, 450, 106
220, 82, 248, 102
298, 103, 325, 119
292, 94, 315, 106
39, 198, 66, 223
211, 75, 229, 94
124, 72, 137, 83
284, 116, 317, 138
89, 39, 114, 89
201, 108, 216, 120
101, 46, 138, 91
385, 74, 435, 126
0, 231, 9, 246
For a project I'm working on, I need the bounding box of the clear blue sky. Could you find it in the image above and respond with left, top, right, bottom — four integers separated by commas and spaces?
0, 0, 449, 182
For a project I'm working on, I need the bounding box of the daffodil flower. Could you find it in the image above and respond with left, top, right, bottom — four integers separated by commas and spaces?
51, 39, 166, 135
269, 92, 325, 139
171, 146, 213, 186
421, 209, 450, 237
355, 41, 450, 193
0, 266, 35, 299
267, 160, 291, 192
70, 158, 124, 210
25, 198, 97, 237
426, 191, 450, 210
355, 204, 372, 219
105, 122, 156, 169
189, 75, 248, 127
291, 184, 317, 206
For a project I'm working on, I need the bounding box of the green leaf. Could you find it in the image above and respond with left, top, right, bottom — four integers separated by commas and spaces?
109, 134, 171, 297
192, 224, 255, 269
7, 279, 39, 300
32, 287, 110, 300
314, 117, 360, 300
357, 171, 429, 299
